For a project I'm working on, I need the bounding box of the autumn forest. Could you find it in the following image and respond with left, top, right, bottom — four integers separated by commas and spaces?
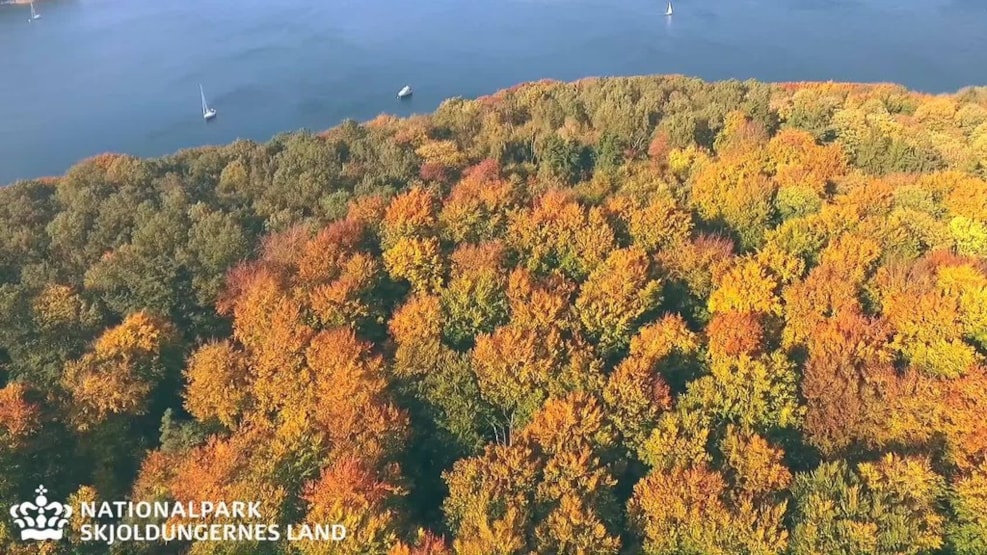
2, 75, 987, 554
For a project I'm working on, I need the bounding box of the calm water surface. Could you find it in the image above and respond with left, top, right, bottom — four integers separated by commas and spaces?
1, 0, 986, 183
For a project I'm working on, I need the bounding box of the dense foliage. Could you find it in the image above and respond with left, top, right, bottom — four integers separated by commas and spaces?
2, 75, 987, 554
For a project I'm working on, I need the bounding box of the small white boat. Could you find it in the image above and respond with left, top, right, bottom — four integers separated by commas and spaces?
200, 84, 217, 120
28, 2, 41, 21
398, 85, 413, 99
665, 1, 673, 16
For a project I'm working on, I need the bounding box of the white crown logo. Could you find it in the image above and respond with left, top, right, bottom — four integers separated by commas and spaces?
9, 485, 72, 541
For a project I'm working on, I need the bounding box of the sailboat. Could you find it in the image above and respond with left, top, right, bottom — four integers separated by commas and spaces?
397, 85, 413, 99
28, 2, 41, 21
200, 85, 217, 121
665, 1, 673, 16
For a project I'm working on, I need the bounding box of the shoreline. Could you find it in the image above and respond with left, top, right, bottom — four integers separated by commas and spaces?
2, 75, 985, 186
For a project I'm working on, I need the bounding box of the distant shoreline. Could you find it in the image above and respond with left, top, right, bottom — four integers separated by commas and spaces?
1, 0, 33, 5
3, 0, 987, 186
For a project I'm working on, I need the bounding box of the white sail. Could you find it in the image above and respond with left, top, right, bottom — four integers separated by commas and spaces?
200, 85, 217, 120
665, 1, 673, 15
29, 2, 40, 20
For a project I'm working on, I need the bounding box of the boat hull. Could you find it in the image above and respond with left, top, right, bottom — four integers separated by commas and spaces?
203, 110, 217, 120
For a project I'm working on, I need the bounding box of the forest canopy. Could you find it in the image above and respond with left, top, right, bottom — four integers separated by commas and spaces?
2, 75, 987, 554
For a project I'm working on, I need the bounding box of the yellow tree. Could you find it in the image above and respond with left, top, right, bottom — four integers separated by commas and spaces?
388, 530, 450, 555
790, 455, 946, 555
690, 151, 776, 250
389, 294, 446, 379
575, 247, 662, 358
799, 306, 894, 456
227, 266, 315, 413
297, 457, 405, 555
941, 365, 987, 471
383, 236, 447, 293
443, 393, 621, 554
130, 427, 291, 555
507, 190, 616, 280
439, 160, 521, 244
707, 311, 764, 360
183, 340, 250, 428
131, 213, 412, 554
678, 352, 803, 434
308, 252, 384, 331
875, 259, 982, 378
298, 328, 409, 465
718, 426, 792, 502
522, 393, 621, 555
0, 383, 41, 446
947, 466, 987, 555
629, 464, 735, 555
62, 311, 179, 429
708, 257, 783, 317
441, 242, 510, 346
766, 127, 847, 195
781, 233, 880, 348
713, 111, 769, 158
390, 291, 493, 453
0, 382, 43, 507
381, 187, 440, 250
471, 324, 566, 429
630, 424, 790, 555
416, 139, 469, 182
656, 234, 735, 303
625, 195, 693, 254
294, 218, 367, 285
603, 315, 698, 453
472, 269, 605, 429
443, 443, 538, 554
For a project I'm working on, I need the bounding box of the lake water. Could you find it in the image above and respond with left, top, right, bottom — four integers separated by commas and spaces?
1, 0, 986, 184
